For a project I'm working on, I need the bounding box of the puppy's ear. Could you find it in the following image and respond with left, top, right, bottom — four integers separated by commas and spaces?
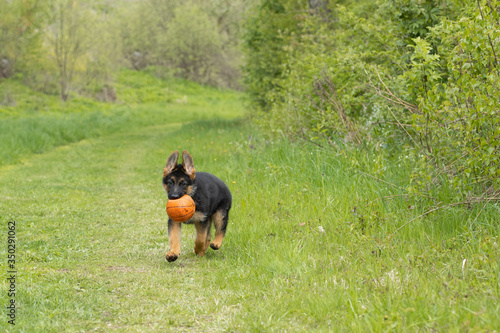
164, 151, 179, 177
182, 150, 196, 180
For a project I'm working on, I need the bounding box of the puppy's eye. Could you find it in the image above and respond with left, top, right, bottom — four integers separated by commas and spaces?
166, 179, 174, 186
179, 180, 187, 187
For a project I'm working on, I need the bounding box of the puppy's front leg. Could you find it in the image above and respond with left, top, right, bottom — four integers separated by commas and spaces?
166, 219, 182, 262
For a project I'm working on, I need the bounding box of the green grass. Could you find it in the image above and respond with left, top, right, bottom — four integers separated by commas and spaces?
0, 68, 242, 167
0, 73, 499, 332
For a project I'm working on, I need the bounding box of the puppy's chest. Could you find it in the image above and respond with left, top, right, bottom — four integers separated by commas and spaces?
184, 211, 207, 224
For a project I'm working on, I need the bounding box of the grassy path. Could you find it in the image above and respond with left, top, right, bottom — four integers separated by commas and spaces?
1, 115, 499, 332
0, 120, 246, 331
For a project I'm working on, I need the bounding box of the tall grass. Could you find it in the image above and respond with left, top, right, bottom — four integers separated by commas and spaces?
175, 119, 500, 330
0, 68, 243, 167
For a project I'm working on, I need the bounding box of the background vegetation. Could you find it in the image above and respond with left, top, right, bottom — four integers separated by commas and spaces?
243, 0, 499, 206
0, 0, 247, 98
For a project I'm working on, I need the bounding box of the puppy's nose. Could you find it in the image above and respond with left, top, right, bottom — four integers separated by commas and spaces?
169, 193, 182, 200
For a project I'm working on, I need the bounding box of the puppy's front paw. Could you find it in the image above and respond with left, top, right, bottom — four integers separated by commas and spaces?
165, 251, 179, 262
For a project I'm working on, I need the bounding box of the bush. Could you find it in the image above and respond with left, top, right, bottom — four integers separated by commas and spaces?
405, 1, 500, 196
242, 0, 307, 110
164, 3, 222, 85
243, 0, 499, 200
117, 0, 246, 89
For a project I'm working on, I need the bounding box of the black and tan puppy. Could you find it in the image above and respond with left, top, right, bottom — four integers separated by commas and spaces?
162, 150, 232, 262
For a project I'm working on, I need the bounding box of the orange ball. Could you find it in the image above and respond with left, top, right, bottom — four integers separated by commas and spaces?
166, 195, 195, 222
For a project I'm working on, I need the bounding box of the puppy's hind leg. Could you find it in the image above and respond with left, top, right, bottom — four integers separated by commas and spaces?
194, 221, 211, 257
210, 209, 228, 250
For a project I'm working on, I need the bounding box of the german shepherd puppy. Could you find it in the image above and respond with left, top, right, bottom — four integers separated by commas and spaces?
162, 150, 232, 262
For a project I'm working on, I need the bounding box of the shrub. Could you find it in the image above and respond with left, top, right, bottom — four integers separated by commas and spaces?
164, 3, 222, 85
242, 0, 307, 110
243, 0, 499, 201
405, 0, 500, 196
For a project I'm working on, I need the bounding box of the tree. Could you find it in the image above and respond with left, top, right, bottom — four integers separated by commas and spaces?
0, 0, 46, 79
46, 0, 89, 101
164, 3, 222, 84
242, 0, 307, 110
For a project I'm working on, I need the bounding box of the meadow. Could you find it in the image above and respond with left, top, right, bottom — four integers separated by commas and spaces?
0, 71, 499, 332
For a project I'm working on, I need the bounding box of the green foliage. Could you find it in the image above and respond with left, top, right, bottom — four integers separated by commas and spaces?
243, 0, 498, 199
0, 0, 54, 91
0, 0, 246, 100
406, 0, 500, 194
389, 0, 464, 50
0, 0, 46, 76
245, 0, 411, 145
242, 0, 459, 129
405, 37, 442, 100
165, 3, 222, 84
116, 0, 177, 71
0, 0, 119, 99
116, 0, 246, 88
45, 0, 93, 100
242, 0, 308, 110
